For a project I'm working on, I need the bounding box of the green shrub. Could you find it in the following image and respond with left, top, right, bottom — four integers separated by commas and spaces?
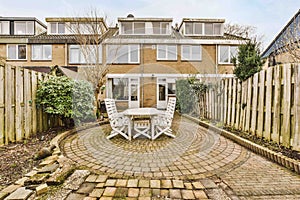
233, 41, 263, 81
36, 76, 95, 127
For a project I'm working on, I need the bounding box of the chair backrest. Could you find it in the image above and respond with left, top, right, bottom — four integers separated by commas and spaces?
165, 97, 176, 118
104, 98, 118, 119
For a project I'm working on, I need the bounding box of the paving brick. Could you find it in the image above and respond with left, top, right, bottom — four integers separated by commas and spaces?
102, 187, 116, 197
127, 179, 138, 188
116, 179, 127, 187
152, 188, 161, 197
77, 183, 96, 194
193, 190, 208, 199
15, 177, 29, 186
83, 197, 97, 200
170, 189, 182, 199
105, 179, 116, 187
161, 180, 172, 188
138, 180, 150, 188
5, 187, 33, 200
99, 197, 112, 200
139, 188, 151, 197
96, 175, 108, 183
128, 188, 139, 197
184, 183, 193, 189
114, 187, 128, 198
36, 183, 48, 196
1, 184, 20, 194
66, 192, 86, 200
0, 192, 9, 200
172, 180, 184, 188
64, 170, 90, 190
96, 183, 105, 188
200, 179, 218, 189
38, 163, 59, 174
89, 188, 104, 198
138, 197, 151, 200
160, 189, 169, 198
182, 189, 195, 199
192, 181, 205, 189
150, 180, 160, 188
85, 174, 98, 182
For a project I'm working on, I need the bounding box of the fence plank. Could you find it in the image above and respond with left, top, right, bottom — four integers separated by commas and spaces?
282, 64, 291, 147
251, 73, 259, 134
5, 65, 13, 143
220, 80, 224, 122
294, 65, 300, 150
37, 73, 43, 133
231, 79, 237, 127
257, 70, 265, 137
223, 79, 228, 124
31, 72, 38, 135
272, 65, 281, 143
227, 78, 232, 125
265, 67, 273, 140
235, 81, 241, 129
0, 66, 4, 145
239, 81, 247, 130
24, 69, 32, 138
15, 68, 23, 141
245, 77, 252, 132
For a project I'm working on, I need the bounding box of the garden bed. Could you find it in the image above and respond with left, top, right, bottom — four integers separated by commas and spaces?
0, 127, 65, 191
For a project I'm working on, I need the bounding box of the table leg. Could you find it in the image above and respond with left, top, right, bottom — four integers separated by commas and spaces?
128, 116, 132, 141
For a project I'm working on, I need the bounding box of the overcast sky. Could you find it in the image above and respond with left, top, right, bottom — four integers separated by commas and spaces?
0, 0, 299, 50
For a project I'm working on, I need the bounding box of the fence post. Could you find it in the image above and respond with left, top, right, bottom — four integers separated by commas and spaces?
294, 64, 300, 150
265, 67, 273, 140
0, 66, 4, 145
15, 67, 23, 141
227, 78, 232, 125
282, 64, 292, 147
235, 80, 241, 129
257, 70, 265, 137
24, 69, 32, 138
272, 65, 281, 143
5, 65, 14, 143
250, 73, 259, 135
223, 79, 228, 124
231, 79, 237, 127
245, 77, 253, 132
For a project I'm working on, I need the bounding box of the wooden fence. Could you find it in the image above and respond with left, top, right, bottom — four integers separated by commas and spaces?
200, 64, 300, 150
0, 64, 60, 145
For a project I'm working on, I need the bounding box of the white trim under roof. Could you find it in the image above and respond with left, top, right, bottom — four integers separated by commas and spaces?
104, 38, 245, 45
107, 73, 235, 79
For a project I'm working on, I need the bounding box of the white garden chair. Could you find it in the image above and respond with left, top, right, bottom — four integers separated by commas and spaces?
133, 119, 151, 139
104, 98, 130, 140
152, 97, 176, 140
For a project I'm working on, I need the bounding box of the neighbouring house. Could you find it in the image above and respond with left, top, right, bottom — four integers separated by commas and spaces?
0, 15, 247, 109
261, 9, 300, 67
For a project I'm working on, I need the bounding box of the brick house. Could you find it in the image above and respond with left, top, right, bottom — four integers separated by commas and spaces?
0, 15, 247, 109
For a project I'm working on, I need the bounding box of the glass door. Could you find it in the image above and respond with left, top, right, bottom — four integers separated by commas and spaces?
129, 78, 140, 108
157, 78, 167, 109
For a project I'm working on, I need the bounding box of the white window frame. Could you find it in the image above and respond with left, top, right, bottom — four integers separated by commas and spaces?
0, 21, 8, 34
153, 22, 170, 35
7, 44, 27, 60
184, 22, 203, 35
157, 45, 177, 61
218, 45, 238, 64
14, 21, 34, 35
31, 45, 52, 60
50, 22, 65, 34
181, 45, 202, 61
121, 22, 146, 35
106, 44, 140, 64
69, 45, 102, 64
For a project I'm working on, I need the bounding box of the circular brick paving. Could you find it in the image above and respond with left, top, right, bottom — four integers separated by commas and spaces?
62, 117, 250, 180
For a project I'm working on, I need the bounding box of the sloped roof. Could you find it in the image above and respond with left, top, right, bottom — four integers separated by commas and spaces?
262, 9, 300, 58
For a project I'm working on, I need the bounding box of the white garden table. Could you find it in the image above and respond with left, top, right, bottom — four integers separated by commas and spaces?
122, 108, 165, 139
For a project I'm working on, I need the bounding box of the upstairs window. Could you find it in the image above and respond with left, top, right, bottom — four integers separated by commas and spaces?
213, 23, 222, 35
0, 21, 10, 34
185, 22, 203, 35
7, 44, 27, 60
153, 22, 169, 34
50, 22, 65, 34
69, 45, 102, 64
69, 22, 97, 34
204, 23, 213, 35
218, 45, 238, 64
121, 22, 145, 34
32, 45, 52, 60
157, 45, 177, 61
181, 45, 202, 61
106, 45, 139, 64
14, 21, 34, 35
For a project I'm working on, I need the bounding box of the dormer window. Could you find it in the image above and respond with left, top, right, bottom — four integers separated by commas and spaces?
185, 22, 202, 35
153, 22, 169, 34
50, 22, 65, 34
0, 21, 10, 34
183, 21, 223, 36
122, 22, 145, 34
14, 21, 34, 35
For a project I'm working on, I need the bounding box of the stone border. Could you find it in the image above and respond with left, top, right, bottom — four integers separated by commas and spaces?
0, 120, 109, 200
183, 114, 300, 175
